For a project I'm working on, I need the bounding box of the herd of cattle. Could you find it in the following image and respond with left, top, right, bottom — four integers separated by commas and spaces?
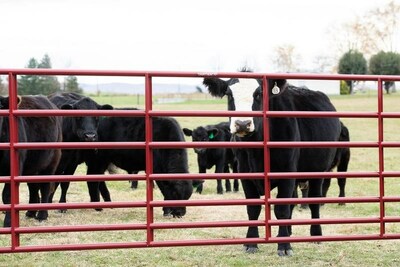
0, 72, 351, 257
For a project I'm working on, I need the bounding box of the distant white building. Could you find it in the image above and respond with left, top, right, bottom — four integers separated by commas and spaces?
288, 79, 340, 95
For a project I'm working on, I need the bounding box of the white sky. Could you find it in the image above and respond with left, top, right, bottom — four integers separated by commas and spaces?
0, 0, 396, 77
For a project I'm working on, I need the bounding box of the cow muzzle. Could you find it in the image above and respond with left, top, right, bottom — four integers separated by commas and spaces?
83, 132, 97, 142
233, 119, 254, 137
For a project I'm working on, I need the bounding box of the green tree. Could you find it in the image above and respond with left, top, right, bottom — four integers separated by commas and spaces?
0, 76, 7, 95
18, 58, 40, 95
37, 54, 60, 95
64, 76, 83, 93
18, 54, 60, 95
338, 50, 367, 94
369, 51, 400, 94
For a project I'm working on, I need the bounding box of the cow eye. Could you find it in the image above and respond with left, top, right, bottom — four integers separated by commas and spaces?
253, 90, 262, 100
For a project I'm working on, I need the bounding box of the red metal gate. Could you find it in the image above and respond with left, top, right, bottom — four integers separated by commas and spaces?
0, 69, 399, 253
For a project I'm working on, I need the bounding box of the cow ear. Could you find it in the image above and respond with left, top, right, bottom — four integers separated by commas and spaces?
208, 128, 219, 139
268, 79, 288, 96
99, 104, 113, 110
0, 96, 9, 109
60, 104, 74, 110
0, 96, 21, 109
182, 128, 193, 137
203, 77, 228, 98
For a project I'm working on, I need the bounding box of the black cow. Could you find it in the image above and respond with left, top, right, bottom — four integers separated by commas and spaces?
47, 92, 113, 212
204, 74, 341, 256
182, 122, 239, 194
85, 110, 197, 217
0, 95, 62, 227
297, 121, 351, 208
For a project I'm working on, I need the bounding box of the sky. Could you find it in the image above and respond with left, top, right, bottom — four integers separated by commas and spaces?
0, 0, 397, 81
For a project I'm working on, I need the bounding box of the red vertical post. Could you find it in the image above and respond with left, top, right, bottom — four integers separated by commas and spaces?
377, 78, 385, 237
262, 76, 272, 240
145, 73, 154, 245
8, 72, 20, 249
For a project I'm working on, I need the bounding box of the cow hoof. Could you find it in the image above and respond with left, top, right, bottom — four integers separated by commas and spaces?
244, 245, 258, 253
338, 203, 346, 206
95, 208, 103, 212
56, 209, 67, 213
217, 191, 223, 195
277, 249, 293, 257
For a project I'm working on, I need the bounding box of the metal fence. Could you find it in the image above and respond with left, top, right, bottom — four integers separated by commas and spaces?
0, 69, 400, 253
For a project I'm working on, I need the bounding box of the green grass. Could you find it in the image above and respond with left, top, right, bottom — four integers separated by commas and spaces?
1, 92, 400, 266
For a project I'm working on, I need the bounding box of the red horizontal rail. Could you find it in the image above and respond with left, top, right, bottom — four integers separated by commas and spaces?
1, 68, 400, 81
0, 141, 391, 150
4, 109, 398, 119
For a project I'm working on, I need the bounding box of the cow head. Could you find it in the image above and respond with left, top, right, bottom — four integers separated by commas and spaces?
157, 180, 193, 218
203, 76, 287, 137
61, 97, 113, 141
182, 126, 220, 154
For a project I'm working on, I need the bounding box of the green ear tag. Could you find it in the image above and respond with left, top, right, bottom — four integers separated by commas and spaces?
209, 132, 215, 139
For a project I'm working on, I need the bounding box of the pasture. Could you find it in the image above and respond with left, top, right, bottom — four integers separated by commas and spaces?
1, 91, 400, 266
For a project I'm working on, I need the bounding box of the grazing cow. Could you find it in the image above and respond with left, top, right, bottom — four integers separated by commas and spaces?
47, 92, 113, 212
297, 121, 350, 208
182, 122, 239, 194
85, 109, 197, 217
0, 95, 62, 227
204, 73, 341, 256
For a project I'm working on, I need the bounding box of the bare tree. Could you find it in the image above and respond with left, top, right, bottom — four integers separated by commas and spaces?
272, 44, 301, 72
313, 55, 335, 73
331, 1, 400, 59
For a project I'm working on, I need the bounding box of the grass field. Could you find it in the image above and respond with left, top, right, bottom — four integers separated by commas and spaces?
1, 90, 400, 266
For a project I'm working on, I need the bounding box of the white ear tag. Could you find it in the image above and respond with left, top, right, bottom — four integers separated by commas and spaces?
272, 82, 280, 95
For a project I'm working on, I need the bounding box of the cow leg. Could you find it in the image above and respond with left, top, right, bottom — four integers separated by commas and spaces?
322, 178, 331, 198
99, 181, 111, 202
87, 182, 101, 208
300, 187, 309, 209
336, 147, 349, 205
2, 183, 11, 227
130, 171, 139, 190
86, 162, 108, 211
197, 166, 207, 194
241, 179, 261, 253
194, 182, 203, 194
337, 178, 346, 199
233, 179, 239, 192
307, 179, 323, 237
58, 182, 70, 212
47, 181, 59, 204
26, 183, 39, 219
215, 163, 224, 194
36, 182, 51, 222
275, 180, 295, 256
224, 165, 232, 192
232, 162, 239, 192
225, 179, 232, 192
57, 162, 79, 213
130, 180, 138, 190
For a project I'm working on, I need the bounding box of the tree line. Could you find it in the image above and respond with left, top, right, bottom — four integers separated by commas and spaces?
338, 50, 400, 94
272, 1, 400, 94
0, 54, 83, 95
